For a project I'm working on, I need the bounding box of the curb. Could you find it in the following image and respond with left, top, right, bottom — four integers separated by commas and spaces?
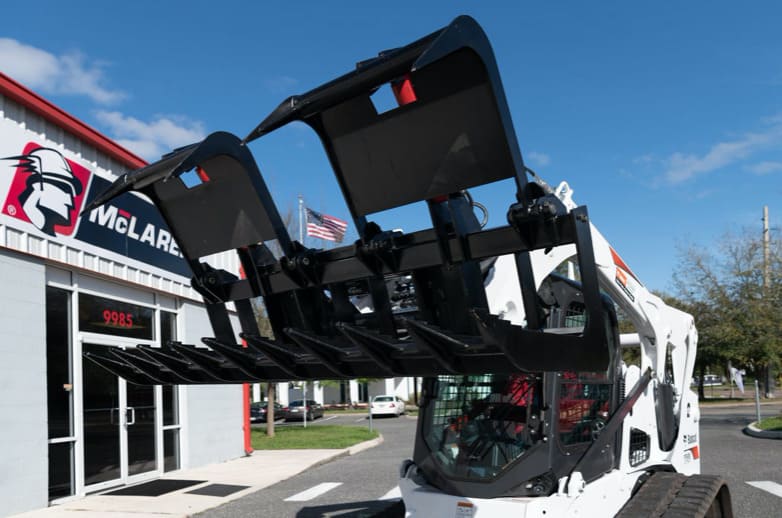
348, 433, 384, 455
700, 400, 779, 408
743, 422, 782, 439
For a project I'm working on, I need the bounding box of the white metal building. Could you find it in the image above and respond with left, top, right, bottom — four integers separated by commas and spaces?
0, 71, 423, 516
0, 73, 244, 516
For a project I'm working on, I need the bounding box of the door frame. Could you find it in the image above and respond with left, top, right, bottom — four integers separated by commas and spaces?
77, 333, 163, 494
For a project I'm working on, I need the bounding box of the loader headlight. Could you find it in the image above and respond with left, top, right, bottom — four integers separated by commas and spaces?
517, 471, 557, 497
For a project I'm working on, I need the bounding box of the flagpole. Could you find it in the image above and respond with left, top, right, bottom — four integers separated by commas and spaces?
298, 195, 304, 244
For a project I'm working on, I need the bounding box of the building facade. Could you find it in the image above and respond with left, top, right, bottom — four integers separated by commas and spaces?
0, 73, 243, 516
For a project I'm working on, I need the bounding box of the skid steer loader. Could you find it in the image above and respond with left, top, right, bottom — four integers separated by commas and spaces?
82, 15, 734, 517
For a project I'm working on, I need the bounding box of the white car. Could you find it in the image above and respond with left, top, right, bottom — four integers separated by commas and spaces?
371, 395, 406, 417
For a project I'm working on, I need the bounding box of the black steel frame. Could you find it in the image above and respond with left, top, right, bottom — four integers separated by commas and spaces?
79, 15, 634, 499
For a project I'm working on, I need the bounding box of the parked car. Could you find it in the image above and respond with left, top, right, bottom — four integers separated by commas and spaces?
692, 374, 726, 387
371, 395, 406, 417
250, 401, 283, 423
283, 399, 324, 421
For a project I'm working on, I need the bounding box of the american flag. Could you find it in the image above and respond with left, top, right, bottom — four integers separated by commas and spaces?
306, 208, 348, 243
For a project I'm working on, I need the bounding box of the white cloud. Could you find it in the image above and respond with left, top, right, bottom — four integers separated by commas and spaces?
0, 38, 124, 104
95, 110, 206, 160
633, 154, 656, 165
527, 151, 551, 167
745, 161, 782, 175
660, 117, 782, 184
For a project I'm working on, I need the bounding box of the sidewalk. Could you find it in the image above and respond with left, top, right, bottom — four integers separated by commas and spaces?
11, 437, 383, 518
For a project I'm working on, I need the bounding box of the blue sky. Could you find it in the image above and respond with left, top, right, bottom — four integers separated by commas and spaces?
1, 1, 780, 292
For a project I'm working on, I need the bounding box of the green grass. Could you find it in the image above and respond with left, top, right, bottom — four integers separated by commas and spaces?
324, 408, 370, 415
757, 415, 782, 431
251, 425, 379, 450
699, 397, 749, 404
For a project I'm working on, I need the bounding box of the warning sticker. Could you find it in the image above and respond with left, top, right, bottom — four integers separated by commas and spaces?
455, 501, 475, 518
615, 267, 636, 302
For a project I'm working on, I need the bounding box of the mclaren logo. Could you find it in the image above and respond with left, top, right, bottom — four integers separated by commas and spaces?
2, 145, 89, 236
86, 204, 182, 258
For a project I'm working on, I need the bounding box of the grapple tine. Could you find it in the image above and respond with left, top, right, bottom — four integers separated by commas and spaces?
336, 323, 401, 376
109, 348, 185, 385
471, 308, 609, 372
402, 319, 470, 374
136, 345, 221, 384
200, 337, 287, 381
169, 343, 251, 383
284, 328, 355, 378
83, 352, 163, 386
242, 334, 306, 380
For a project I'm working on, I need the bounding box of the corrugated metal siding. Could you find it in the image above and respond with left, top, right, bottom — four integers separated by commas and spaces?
0, 250, 48, 514
0, 93, 241, 300
180, 301, 244, 467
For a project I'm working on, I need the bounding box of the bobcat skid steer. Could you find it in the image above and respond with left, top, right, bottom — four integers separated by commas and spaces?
83, 15, 733, 518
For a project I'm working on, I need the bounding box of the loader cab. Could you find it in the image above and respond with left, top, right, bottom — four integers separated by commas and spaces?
413, 278, 623, 499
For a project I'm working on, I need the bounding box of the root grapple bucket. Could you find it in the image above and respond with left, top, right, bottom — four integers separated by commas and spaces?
83, 15, 613, 385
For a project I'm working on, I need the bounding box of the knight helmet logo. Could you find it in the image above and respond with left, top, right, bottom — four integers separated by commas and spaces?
3, 144, 90, 237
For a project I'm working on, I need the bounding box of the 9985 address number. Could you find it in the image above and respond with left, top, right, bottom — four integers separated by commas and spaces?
103, 309, 133, 328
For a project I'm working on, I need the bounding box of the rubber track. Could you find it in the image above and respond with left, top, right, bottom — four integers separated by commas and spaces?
616, 472, 731, 518
615, 472, 687, 517
662, 475, 730, 518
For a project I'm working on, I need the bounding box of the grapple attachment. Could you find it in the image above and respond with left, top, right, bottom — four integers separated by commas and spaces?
84, 15, 615, 385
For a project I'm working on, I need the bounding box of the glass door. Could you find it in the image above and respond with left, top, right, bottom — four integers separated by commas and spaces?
126, 382, 156, 477
82, 343, 158, 490
82, 343, 122, 486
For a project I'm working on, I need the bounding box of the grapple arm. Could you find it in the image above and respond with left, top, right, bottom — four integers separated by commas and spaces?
84, 15, 614, 384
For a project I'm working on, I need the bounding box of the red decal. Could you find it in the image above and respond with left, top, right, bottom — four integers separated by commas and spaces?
610, 247, 641, 284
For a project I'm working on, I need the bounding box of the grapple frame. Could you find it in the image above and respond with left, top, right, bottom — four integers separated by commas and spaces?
83, 15, 613, 386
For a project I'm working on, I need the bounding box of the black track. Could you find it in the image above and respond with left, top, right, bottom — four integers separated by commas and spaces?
616, 472, 733, 518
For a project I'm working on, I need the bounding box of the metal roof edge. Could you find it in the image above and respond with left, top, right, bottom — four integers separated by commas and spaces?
0, 71, 146, 170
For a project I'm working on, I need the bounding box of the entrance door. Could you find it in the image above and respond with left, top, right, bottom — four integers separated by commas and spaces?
82, 344, 158, 489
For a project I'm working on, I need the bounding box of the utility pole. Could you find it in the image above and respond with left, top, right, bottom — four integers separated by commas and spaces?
299, 195, 304, 244
763, 206, 770, 291
762, 206, 774, 398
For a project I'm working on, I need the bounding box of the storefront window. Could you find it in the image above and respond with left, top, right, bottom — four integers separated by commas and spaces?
163, 385, 179, 427
78, 293, 154, 340
160, 310, 176, 346
160, 310, 180, 471
47, 442, 74, 499
46, 286, 74, 499
46, 287, 73, 438
163, 429, 180, 472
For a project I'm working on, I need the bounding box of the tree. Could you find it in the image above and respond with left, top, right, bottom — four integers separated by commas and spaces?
674, 230, 781, 398
251, 205, 295, 437
248, 203, 348, 435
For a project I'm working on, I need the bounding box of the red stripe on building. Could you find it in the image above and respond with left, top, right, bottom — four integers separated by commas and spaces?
0, 72, 146, 170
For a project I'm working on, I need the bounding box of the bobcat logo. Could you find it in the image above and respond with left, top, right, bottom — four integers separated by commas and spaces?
3, 145, 89, 237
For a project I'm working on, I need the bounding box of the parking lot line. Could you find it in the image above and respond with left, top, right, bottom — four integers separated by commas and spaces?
284, 482, 343, 502
747, 481, 782, 499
